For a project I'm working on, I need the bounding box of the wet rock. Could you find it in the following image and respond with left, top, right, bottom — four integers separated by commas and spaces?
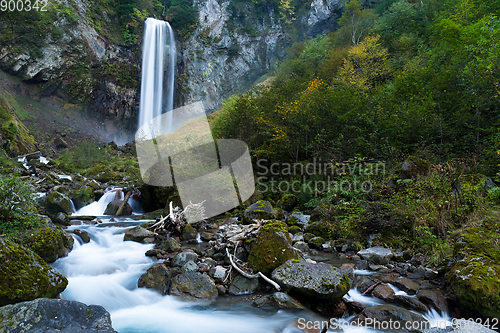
243, 200, 273, 222
145, 249, 163, 257
271, 259, 351, 304
424, 267, 438, 280
104, 199, 133, 216
416, 289, 448, 315
200, 231, 217, 241
354, 276, 376, 294
0, 298, 117, 332
45, 191, 74, 215
291, 232, 304, 242
344, 299, 367, 313
394, 295, 428, 313
339, 263, 355, 282
171, 252, 199, 267
286, 212, 310, 228
202, 258, 216, 267
293, 241, 309, 253
160, 238, 181, 252
182, 261, 199, 273
138, 263, 171, 295
322, 240, 334, 253
392, 249, 405, 262
170, 272, 218, 302
198, 263, 210, 273
247, 221, 299, 275
0, 237, 68, 306
253, 292, 306, 310
352, 305, 428, 332
391, 277, 420, 295
71, 185, 95, 210
216, 285, 227, 295
369, 264, 388, 271
234, 247, 248, 262
181, 224, 197, 240
357, 246, 393, 265
123, 226, 154, 243
371, 283, 395, 302
409, 253, 428, 266
74, 229, 90, 243
407, 265, 426, 279
28, 226, 74, 263
228, 275, 259, 295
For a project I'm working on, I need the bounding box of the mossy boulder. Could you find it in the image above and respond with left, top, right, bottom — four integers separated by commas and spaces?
45, 191, 74, 215
243, 200, 273, 223
400, 156, 430, 180
271, 259, 351, 304
309, 203, 335, 222
28, 226, 74, 263
71, 185, 94, 210
247, 221, 299, 275
277, 194, 298, 212
138, 263, 171, 295
0, 237, 68, 306
181, 224, 197, 240
445, 220, 500, 318
305, 221, 332, 238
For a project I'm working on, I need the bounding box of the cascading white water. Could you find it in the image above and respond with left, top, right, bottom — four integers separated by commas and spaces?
73, 188, 124, 216
138, 18, 176, 139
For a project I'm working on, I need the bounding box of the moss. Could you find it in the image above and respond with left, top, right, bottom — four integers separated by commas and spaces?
305, 221, 332, 239
0, 237, 67, 306
288, 226, 302, 234
248, 226, 298, 275
446, 220, 500, 318
27, 227, 73, 263
277, 194, 298, 211
286, 215, 301, 226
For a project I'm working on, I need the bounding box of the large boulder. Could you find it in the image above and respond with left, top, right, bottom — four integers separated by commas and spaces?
416, 289, 448, 315
160, 238, 181, 252
243, 200, 273, 222
28, 226, 74, 263
181, 224, 197, 241
71, 185, 95, 210
445, 220, 500, 318
247, 221, 299, 275
0, 298, 117, 332
138, 263, 171, 295
170, 272, 218, 302
357, 246, 393, 264
271, 259, 351, 304
277, 194, 298, 212
123, 226, 154, 243
104, 200, 133, 216
45, 191, 74, 215
352, 305, 428, 333
0, 238, 67, 306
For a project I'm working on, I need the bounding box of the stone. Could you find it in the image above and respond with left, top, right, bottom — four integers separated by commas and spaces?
28, 226, 74, 263
200, 231, 217, 241
424, 268, 438, 280
74, 229, 90, 243
123, 226, 154, 243
271, 259, 351, 304
160, 238, 181, 252
354, 276, 376, 294
357, 246, 393, 265
208, 265, 227, 281
182, 261, 199, 273
407, 265, 426, 279
170, 272, 218, 302
247, 221, 299, 275
286, 212, 310, 228
293, 241, 309, 253
307, 236, 325, 249
171, 252, 199, 267
291, 232, 304, 242
138, 263, 171, 295
243, 200, 273, 222
52, 212, 71, 226
352, 305, 428, 332
45, 191, 74, 215
228, 275, 259, 295
0, 298, 117, 332
391, 277, 420, 295
253, 292, 306, 310
278, 194, 298, 211
234, 247, 248, 262
104, 199, 133, 216
416, 289, 448, 315
0, 237, 67, 306
216, 285, 227, 295
394, 295, 428, 313
198, 263, 210, 273
371, 283, 395, 302
181, 224, 197, 240
445, 220, 500, 318
202, 258, 217, 267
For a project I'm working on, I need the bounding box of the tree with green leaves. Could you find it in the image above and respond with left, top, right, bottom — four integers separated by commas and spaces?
338, 0, 376, 45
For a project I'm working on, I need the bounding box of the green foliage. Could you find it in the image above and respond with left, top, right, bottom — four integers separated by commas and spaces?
164, 0, 199, 38
0, 175, 38, 236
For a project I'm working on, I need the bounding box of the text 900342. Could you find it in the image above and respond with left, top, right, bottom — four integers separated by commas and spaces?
1, 0, 48, 11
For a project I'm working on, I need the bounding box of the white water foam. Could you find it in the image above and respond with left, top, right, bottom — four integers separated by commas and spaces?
73, 188, 124, 216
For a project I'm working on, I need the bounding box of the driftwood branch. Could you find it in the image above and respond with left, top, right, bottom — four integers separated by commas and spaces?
226, 248, 281, 291
362, 281, 381, 296
116, 191, 132, 216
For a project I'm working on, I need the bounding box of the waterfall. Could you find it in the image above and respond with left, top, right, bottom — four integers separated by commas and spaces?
138, 18, 176, 139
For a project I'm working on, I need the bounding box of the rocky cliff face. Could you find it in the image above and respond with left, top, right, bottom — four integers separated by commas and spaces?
0, 0, 344, 138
